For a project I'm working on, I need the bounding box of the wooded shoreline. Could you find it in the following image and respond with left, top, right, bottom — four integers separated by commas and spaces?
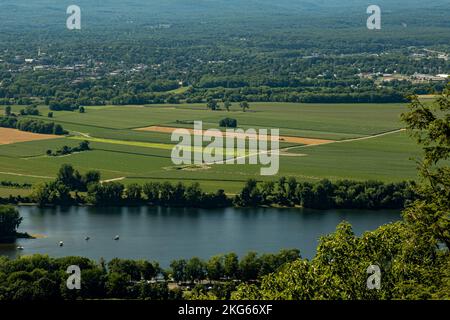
0, 165, 417, 210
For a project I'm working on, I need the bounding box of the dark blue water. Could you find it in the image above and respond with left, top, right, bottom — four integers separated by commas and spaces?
0, 206, 400, 266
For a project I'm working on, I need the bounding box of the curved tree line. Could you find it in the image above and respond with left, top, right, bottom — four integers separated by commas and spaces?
2, 164, 416, 210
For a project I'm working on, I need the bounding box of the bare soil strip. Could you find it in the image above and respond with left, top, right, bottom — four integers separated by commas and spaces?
334, 128, 406, 143
283, 128, 406, 151
135, 125, 334, 146
101, 177, 126, 183
72, 131, 91, 138
0, 128, 60, 145
0, 171, 53, 179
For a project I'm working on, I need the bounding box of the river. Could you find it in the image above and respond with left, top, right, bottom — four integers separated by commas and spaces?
0, 206, 401, 266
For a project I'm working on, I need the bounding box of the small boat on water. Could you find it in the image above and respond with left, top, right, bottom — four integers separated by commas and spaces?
85, 236, 90, 241
114, 235, 120, 240
59, 241, 64, 247
17, 246, 24, 250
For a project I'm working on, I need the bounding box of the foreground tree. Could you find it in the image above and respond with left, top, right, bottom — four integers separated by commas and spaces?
231, 88, 450, 300
223, 253, 239, 279
186, 257, 206, 283
170, 259, 187, 283
401, 89, 450, 249
207, 255, 224, 282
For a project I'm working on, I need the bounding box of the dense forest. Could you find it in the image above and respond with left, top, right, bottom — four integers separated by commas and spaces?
0, 0, 448, 106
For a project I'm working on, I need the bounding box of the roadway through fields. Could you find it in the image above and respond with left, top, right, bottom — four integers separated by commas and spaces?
282, 128, 406, 151
0, 171, 53, 179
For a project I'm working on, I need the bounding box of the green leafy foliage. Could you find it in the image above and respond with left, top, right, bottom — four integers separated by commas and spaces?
230, 87, 450, 300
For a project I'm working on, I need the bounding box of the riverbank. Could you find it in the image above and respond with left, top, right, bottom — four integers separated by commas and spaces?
0, 232, 34, 243
1, 176, 417, 211
0, 199, 410, 212
1, 206, 401, 263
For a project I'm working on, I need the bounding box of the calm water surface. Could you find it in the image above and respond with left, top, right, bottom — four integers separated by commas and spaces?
0, 206, 400, 266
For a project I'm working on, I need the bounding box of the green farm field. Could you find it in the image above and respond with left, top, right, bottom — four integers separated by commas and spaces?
0, 102, 422, 195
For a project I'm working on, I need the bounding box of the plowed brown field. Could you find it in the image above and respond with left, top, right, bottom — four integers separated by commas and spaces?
0, 128, 60, 145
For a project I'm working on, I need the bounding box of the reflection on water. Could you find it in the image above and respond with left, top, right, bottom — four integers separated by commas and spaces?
0, 206, 400, 266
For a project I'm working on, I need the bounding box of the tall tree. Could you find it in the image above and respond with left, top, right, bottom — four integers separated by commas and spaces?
56, 164, 76, 188
401, 88, 450, 249
240, 101, 249, 112
224, 101, 232, 111
207, 100, 218, 111
5, 106, 11, 116
0, 206, 22, 240
186, 257, 206, 283
239, 252, 260, 281
170, 259, 187, 283
223, 253, 239, 279
207, 255, 224, 281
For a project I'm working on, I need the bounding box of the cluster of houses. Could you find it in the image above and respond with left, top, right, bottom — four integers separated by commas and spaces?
0, 48, 167, 86
410, 73, 449, 83
358, 71, 449, 83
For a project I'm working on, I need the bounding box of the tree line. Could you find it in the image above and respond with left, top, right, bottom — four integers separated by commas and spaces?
235, 178, 417, 209
46, 141, 90, 157
169, 249, 300, 284
0, 181, 32, 189
0, 116, 67, 135
17, 164, 416, 210
0, 164, 416, 210
0, 240, 299, 301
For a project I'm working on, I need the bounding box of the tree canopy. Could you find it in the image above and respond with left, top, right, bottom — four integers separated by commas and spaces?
229, 86, 450, 300
0, 206, 23, 241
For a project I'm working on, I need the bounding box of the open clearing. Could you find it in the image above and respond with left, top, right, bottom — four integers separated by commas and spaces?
0, 128, 60, 145
135, 125, 334, 145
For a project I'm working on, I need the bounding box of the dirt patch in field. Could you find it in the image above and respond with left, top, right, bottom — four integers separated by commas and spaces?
136, 126, 334, 146
0, 128, 60, 145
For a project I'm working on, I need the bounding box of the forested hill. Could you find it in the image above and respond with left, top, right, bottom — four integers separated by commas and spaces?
0, 0, 449, 30
0, 1, 448, 105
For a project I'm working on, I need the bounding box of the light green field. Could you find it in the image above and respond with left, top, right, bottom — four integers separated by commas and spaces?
2, 102, 407, 139
0, 102, 423, 195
